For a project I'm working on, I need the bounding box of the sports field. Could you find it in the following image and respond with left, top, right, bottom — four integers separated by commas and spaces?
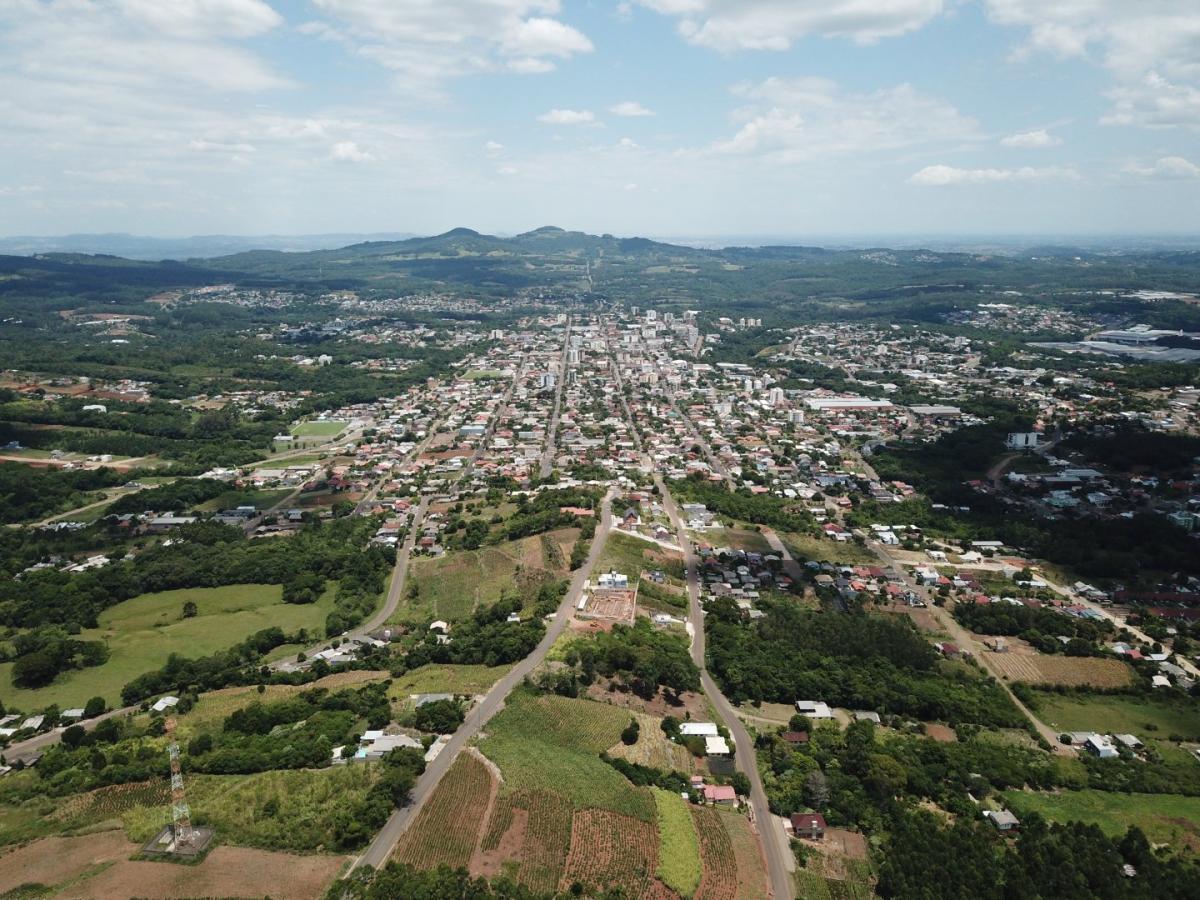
291, 420, 345, 437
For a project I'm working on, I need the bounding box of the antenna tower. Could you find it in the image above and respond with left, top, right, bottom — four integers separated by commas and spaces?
163, 717, 194, 846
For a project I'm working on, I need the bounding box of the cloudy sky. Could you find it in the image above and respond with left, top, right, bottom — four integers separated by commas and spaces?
1, 0, 1198, 238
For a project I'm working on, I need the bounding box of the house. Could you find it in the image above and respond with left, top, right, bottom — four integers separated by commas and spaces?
680, 722, 719, 737
705, 736, 732, 756
852, 711, 882, 724
794, 700, 834, 719
145, 515, 197, 533
984, 809, 1020, 832
60, 708, 86, 721
790, 813, 826, 840
150, 696, 179, 714
782, 731, 810, 745
702, 784, 737, 805
1085, 734, 1119, 759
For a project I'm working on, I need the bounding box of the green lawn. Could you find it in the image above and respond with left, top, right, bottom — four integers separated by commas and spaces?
1001, 789, 1200, 848
653, 788, 702, 897
463, 369, 504, 381
480, 690, 656, 822
291, 420, 345, 437
1029, 691, 1200, 740
0, 584, 335, 709
706, 527, 772, 554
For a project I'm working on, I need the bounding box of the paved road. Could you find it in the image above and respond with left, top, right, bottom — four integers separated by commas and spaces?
657, 475, 794, 900
351, 490, 616, 872
539, 320, 571, 479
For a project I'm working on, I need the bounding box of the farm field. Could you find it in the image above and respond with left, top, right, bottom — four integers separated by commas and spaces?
608, 711, 695, 771
1028, 691, 1200, 740
1001, 789, 1200, 849
653, 788, 702, 896
718, 808, 771, 900
291, 420, 346, 437
0, 584, 337, 708
983, 652, 1135, 688
480, 691, 656, 821
396, 535, 563, 624
782, 532, 879, 566
0, 830, 346, 900
394, 753, 494, 871
561, 808, 668, 897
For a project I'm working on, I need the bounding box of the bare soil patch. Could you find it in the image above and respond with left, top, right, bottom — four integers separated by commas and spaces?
585, 681, 709, 720
924, 723, 958, 743
0, 830, 131, 894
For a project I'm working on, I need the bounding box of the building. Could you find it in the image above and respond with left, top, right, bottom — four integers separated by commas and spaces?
790, 813, 827, 840
794, 700, 835, 719
1005, 431, 1041, 450
984, 809, 1020, 832
702, 784, 737, 805
1085, 734, 1118, 759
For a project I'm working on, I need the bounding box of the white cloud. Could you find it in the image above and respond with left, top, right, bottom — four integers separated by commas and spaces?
1102, 73, 1200, 130
330, 141, 373, 163
636, 0, 944, 51
310, 0, 592, 90
1000, 128, 1061, 148
985, 2, 1200, 129
484, 140, 505, 156
610, 100, 655, 117
909, 164, 1079, 186
116, 0, 283, 39
538, 108, 595, 125
1121, 156, 1200, 180
702, 77, 980, 162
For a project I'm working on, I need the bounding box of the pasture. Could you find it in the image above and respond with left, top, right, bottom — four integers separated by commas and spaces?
782, 532, 879, 566
0, 584, 335, 708
1028, 691, 1200, 740
1001, 789, 1200, 849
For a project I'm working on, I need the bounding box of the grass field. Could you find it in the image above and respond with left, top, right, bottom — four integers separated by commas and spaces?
705, 527, 772, 554
1028, 691, 1200, 740
1001, 789, 1200, 849
463, 369, 504, 381
653, 788, 702, 896
397, 536, 557, 624
291, 420, 345, 437
480, 690, 656, 822
387, 664, 511, 700
782, 532, 878, 566
0, 584, 336, 708
195, 487, 294, 513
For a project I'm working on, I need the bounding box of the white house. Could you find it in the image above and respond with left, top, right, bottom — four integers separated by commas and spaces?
705, 736, 731, 755
1085, 734, 1118, 759
680, 722, 719, 737
795, 700, 834, 719
151, 696, 179, 714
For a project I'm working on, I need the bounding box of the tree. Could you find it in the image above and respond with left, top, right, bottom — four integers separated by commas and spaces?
83, 696, 106, 718
730, 771, 751, 797
11, 650, 58, 688
413, 699, 464, 734
621, 719, 640, 746
182, 600, 198, 619
62, 725, 86, 748
804, 770, 830, 809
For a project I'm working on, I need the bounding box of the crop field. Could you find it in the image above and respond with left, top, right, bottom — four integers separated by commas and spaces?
653, 788, 702, 896
692, 806, 738, 900
291, 420, 346, 437
1028, 691, 1200, 740
0, 584, 337, 708
720, 809, 771, 900
561, 808, 667, 898
984, 652, 1134, 688
480, 692, 656, 821
394, 753, 494, 870
51, 780, 170, 829
497, 790, 574, 893
1001, 789, 1200, 849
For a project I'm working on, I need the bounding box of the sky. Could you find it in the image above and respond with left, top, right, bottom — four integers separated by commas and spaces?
0, 0, 1198, 239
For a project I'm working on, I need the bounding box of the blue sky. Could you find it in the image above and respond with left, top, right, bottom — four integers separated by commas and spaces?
0, 1, 1198, 239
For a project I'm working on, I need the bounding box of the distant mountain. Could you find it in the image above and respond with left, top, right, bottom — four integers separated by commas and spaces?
0, 232, 418, 261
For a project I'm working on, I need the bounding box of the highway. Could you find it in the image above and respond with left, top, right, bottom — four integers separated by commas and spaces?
539, 319, 571, 479
350, 490, 616, 872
